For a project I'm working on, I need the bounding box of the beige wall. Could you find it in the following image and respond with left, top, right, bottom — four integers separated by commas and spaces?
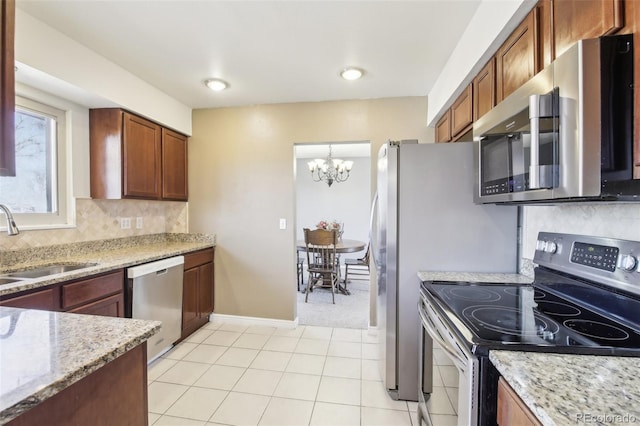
190, 97, 433, 322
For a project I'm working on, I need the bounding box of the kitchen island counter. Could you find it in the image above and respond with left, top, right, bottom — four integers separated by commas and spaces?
490, 350, 640, 425
0, 307, 160, 425
0, 233, 215, 296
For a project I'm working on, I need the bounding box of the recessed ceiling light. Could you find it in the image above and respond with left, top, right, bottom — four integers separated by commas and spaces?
205, 78, 228, 92
340, 67, 364, 81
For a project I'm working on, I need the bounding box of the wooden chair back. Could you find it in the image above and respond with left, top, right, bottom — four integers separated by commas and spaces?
303, 228, 338, 274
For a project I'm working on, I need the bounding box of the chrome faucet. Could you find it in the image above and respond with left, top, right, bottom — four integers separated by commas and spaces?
0, 204, 19, 236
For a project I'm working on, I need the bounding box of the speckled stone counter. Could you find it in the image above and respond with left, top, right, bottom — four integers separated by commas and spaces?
0, 233, 215, 296
490, 350, 640, 425
0, 307, 160, 424
418, 270, 533, 284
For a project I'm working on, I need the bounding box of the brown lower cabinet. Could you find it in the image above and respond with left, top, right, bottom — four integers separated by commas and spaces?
181, 248, 215, 340
497, 377, 542, 426
6, 343, 148, 426
0, 270, 125, 317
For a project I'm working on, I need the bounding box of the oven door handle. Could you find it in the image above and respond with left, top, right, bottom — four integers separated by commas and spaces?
418, 301, 468, 371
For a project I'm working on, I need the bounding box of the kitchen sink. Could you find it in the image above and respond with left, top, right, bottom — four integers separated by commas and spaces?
1, 263, 98, 279
0, 277, 23, 285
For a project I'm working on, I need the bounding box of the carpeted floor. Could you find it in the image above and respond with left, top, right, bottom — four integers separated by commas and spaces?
296, 279, 370, 329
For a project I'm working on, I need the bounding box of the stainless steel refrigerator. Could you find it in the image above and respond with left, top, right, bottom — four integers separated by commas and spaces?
374, 141, 518, 401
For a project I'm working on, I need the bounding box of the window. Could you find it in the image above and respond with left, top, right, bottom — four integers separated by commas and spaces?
0, 96, 71, 229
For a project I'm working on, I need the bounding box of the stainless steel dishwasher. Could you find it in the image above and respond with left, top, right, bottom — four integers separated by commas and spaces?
127, 256, 184, 362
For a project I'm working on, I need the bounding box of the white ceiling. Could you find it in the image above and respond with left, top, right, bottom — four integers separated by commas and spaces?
15, 0, 482, 110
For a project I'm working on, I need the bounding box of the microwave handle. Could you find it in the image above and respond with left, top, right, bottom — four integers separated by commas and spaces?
529, 93, 554, 189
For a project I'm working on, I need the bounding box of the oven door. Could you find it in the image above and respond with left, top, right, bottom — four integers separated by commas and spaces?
417, 291, 479, 426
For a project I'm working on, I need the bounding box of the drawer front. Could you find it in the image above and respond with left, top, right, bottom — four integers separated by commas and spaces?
184, 248, 214, 270
0, 287, 58, 311
67, 293, 124, 317
62, 270, 124, 309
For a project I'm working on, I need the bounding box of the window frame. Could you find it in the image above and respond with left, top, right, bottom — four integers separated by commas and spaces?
1, 95, 74, 231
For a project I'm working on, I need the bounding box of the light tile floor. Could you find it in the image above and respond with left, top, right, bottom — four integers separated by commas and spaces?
147, 322, 458, 426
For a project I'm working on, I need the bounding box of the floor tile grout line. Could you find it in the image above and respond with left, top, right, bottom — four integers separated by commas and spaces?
149, 322, 416, 426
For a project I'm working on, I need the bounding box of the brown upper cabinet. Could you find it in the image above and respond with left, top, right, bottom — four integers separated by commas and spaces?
496, 8, 540, 103
435, 111, 451, 143
162, 128, 189, 200
90, 108, 188, 201
554, 0, 623, 58
450, 84, 473, 140
435, 84, 473, 143
0, 0, 15, 176
473, 59, 496, 121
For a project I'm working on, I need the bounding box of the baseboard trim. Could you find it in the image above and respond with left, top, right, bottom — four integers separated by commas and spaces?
209, 313, 299, 329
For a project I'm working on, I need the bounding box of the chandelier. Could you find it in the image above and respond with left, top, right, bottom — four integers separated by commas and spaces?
307, 145, 354, 187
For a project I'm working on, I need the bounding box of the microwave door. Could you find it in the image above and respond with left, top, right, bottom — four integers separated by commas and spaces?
480, 136, 511, 196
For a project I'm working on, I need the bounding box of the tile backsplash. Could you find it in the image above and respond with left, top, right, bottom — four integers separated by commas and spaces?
0, 198, 188, 251
522, 203, 640, 260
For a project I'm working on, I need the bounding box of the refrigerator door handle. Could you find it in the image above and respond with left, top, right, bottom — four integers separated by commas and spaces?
369, 191, 379, 266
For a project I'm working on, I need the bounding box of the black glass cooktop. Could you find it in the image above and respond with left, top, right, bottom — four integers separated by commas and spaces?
421, 269, 640, 354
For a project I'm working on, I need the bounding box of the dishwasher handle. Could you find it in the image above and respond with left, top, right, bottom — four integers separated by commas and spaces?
127, 256, 184, 279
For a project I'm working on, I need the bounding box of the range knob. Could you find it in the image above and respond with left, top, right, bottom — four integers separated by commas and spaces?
618, 254, 637, 272
544, 241, 558, 254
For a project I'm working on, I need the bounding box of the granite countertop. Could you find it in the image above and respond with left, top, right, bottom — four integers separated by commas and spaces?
490, 350, 640, 425
418, 270, 533, 284
0, 307, 160, 424
0, 233, 215, 296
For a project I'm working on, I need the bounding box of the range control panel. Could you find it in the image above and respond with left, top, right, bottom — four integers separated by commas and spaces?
571, 242, 619, 272
533, 232, 640, 297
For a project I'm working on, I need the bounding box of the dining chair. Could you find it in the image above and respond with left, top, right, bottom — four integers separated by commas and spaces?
303, 228, 339, 304
344, 242, 370, 292
297, 255, 305, 291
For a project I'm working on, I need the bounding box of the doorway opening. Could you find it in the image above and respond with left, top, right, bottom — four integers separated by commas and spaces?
294, 141, 372, 329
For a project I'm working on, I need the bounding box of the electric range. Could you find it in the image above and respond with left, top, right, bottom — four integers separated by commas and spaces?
417, 232, 640, 426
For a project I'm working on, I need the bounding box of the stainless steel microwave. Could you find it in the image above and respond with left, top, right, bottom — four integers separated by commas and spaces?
473, 34, 637, 204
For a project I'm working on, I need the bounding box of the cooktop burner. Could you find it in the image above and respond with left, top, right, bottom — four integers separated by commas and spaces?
463, 305, 560, 338
535, 301, 581, 317
563, 319, 630, 341
445, 287, 501, 302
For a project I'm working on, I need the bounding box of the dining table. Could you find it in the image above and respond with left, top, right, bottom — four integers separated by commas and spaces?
296, 238, 367, 295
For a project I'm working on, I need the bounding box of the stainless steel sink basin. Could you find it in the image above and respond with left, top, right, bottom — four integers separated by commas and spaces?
0, 277, 23, 285
2, 263, 97, 279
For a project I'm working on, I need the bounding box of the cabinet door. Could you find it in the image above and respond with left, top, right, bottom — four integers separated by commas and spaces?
554, 0, 623, 58
162, 128, 188, 200
0, 0, 15, 176
435, 112, 451, 143
122, 112, 162, 199
0, 287, 58, 311
496, 9, 540, 102
68, 293, 124, 317
473, 59, 495, 121
450, 84, 473, 140
199, 262, 214, 317
497, 378, 542, 426
182, 267, 200, 334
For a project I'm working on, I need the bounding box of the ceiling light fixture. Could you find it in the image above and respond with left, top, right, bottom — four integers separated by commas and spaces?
205, 78, 228, 92
340, 67, 364, 81
307, 145, 354, 187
